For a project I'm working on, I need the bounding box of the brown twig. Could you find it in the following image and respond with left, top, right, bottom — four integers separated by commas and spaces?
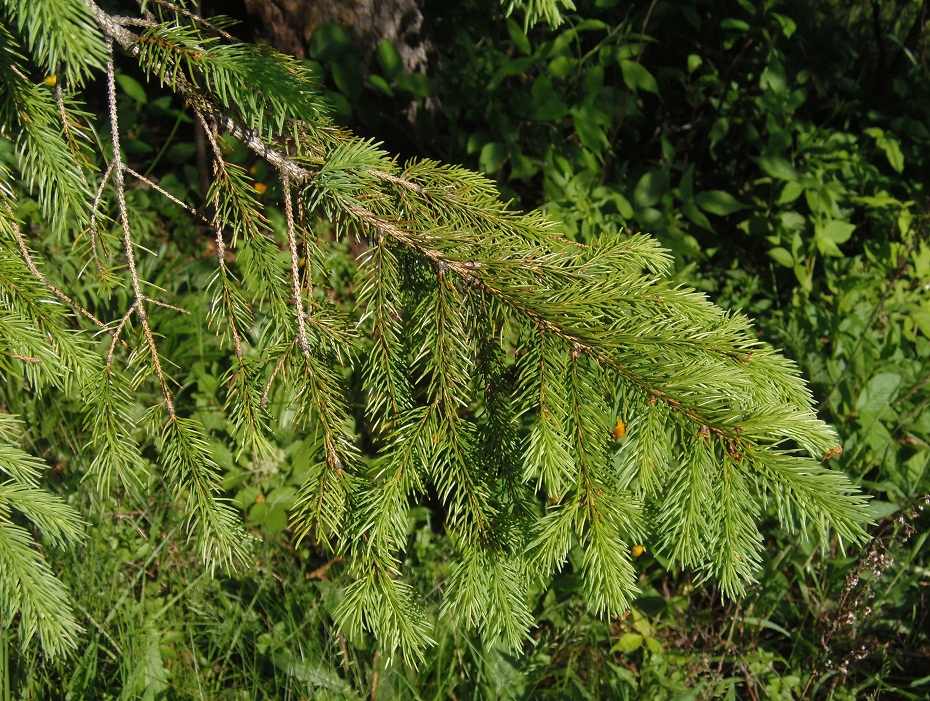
6, 353, 41, 364
193, 108, 248, 362
123, 166, 212, 225
143, 296, 190, 315
145, 0, 238, 42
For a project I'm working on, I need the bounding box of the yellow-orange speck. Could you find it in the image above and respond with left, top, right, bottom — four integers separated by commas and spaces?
43, 75, 57, 87
613, 418, 626, 440
254, 182, 267, 195
631, 544, 645, 558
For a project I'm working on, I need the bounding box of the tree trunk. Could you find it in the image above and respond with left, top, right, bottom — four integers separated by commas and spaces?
241, 0, 433, 74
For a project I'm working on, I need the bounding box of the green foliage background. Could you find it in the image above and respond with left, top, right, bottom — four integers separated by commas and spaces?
0, 0, 928, 698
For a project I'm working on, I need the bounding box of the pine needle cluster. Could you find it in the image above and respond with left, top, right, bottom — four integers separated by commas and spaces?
0, 0, 870, 660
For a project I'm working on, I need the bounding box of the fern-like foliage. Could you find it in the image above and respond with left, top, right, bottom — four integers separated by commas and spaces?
0, 0, 870, 662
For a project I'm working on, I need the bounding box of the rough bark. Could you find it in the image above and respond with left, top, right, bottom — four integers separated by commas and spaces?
241, 0, 433, 74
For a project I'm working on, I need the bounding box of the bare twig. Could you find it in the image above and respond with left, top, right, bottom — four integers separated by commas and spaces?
6, 353, 41, 364
111, 15, 157, 29
3, 201, 113, 332
107, 301, 138, 367
635, 0, 660, 62
143, 296, 190, 314
54, 83, 93, 177
123, 166, 211, 225
144, 0, 238, 42
106, 41, 174, 414
261, 338, 297, 408
88, 160, 116, 269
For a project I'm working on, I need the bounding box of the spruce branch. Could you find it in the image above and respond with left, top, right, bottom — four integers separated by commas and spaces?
657, 431, 716, 569
289, 345, 359, 541
144, 0, 238, 42
261, 337, 296, 409
195, 107, 248, 359
440, 543, 534, 649
83, 363, 146, 496
519, 327, 575, 495
706, 454, 764, 597
1, 0, 107, 86
354, 408, 430, 556
106, 300, 137, 367
0, 415, 84, 658
0, 27, 91, 229
53, 83, 89, 169
355, 236, 412, 432
0, 481, 85, 548
54, 0, 873, 657
154, 413, 249, 571
0, 521, 80, 657
335, 554, 434, 664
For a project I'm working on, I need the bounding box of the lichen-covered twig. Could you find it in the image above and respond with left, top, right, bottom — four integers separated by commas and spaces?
105, 41, 174, 413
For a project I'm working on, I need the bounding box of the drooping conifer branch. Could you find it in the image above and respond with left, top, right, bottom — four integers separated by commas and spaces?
0, 0, 864, 660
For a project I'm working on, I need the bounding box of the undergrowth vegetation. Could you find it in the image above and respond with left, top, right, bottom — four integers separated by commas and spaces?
0, 0, 928, 698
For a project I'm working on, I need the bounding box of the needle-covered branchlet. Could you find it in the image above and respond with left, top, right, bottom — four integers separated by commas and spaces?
283, 177, 311, 358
